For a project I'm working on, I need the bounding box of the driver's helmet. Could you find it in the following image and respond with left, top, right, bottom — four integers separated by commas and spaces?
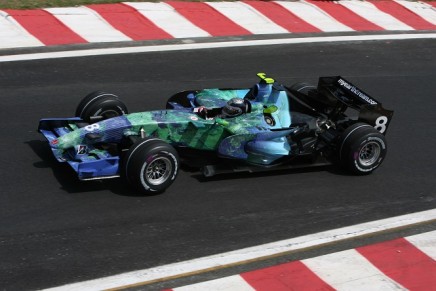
222, 98, 247, 118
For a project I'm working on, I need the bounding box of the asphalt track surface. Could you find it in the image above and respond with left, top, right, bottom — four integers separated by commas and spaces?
0, 36, 435, 290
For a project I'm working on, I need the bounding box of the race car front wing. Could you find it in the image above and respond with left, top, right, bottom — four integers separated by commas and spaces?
38, 118, 121, 180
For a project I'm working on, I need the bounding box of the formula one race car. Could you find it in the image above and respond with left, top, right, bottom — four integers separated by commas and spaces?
38, 73, 393, 194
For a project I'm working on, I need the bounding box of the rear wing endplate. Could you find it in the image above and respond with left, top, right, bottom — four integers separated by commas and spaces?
318, 76, 394, 134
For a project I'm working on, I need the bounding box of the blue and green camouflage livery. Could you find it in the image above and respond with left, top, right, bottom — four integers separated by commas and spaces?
38, 74, 295, 179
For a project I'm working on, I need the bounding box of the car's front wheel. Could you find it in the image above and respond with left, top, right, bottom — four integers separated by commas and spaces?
121, 138, 179, 194
338, 123, 387, 174
76, 91, 128, 122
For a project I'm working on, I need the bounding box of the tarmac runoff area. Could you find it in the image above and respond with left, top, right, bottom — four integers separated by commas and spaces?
44, 209, 436, 290
0, 1, 436, 49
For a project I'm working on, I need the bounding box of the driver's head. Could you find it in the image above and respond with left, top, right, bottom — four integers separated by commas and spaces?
222, 98, 247, 118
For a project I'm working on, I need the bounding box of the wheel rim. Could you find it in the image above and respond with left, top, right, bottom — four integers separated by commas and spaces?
145, 157, 172, 186
358, 141, 381, 166
99, 109, 119, 119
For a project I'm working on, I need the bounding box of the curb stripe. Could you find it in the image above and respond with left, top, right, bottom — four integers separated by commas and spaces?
205, 2, 288, 34
42, 208, 436, 291
87, 3, 172, 40
3, 9, 86, 45
166, 1, 250, 37
243, 1, 321, 33
241, 261, 334, 291
44, 7, 131, 42
306, 0, 384, 31
406, 231, 436, 260
303, 249, 405, 290
357, 237, 436, 290
2, 1, 436, 49
371, 0, 436, 30
44, 6, 131, 42
124, 2, 210, 38
338, 0, 414, 30
396, 0, 436, 26
170, 231, 436, 291
0, 10, 43, 49
275, 1, 354, 32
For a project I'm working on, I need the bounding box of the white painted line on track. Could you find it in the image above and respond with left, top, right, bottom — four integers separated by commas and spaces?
173, 275, 256, 291
1, 33, 436, 63
43, 208, 436, 291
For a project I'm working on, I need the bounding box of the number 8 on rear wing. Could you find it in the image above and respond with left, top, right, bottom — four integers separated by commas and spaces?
318, 76, 394, 134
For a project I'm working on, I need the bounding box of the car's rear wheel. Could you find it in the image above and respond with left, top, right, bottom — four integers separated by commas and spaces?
338, 123, 387, 174
76, 91, 128, 122
121, 138, 179, 194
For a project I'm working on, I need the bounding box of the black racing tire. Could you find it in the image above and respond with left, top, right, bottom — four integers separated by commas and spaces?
121, 138, 179, 194
76, 91, 128, 122
338, 123, 387, 175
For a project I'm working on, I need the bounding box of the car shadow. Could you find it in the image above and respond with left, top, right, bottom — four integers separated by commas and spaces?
28, 139, 352, 196
27, 140, 145, 196
187, 163, 348, 183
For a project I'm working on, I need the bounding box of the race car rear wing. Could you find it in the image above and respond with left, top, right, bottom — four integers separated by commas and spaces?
318, 76, 394, 134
